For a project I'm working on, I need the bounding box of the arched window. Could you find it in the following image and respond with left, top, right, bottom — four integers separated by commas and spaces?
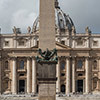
58, 12, 65, 30
93, 60, 97, 70
19, 60, 24, 69
77, 60, 83, 69
61, 84, 65, 93
60, 19, 65, 29
60, 61, 66, 70
5, 61, 8, 70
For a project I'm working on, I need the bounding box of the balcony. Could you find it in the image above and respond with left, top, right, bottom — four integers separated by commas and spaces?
17, 68, 26, 72
76, 68, 85, 72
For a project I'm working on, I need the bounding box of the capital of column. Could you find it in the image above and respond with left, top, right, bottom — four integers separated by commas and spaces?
27, 56, 32, 60
72, 56, 76, 62
10, 56, 17, 61
65, 56, 72, 60
85, 56, 92, 60
32, 56, 36, 60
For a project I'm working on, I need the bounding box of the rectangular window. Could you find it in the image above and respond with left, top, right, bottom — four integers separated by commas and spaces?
18, 41, 25, 46
5, 41, 9, 46
61, 41, 65, 45
77, 40, 83, 46
93, 41, 98, 46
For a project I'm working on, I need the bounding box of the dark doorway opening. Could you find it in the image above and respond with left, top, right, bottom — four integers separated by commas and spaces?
77, 80, 83, 93
19, 80, 25, 93
37, 85, 39, 93
61, 84, 65, 93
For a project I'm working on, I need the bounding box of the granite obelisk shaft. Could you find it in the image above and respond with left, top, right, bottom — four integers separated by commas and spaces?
38, 0, 56, 100
39, 0, 55, 50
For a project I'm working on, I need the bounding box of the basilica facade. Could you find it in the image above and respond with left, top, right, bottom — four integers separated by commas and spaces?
0, 0, 100, 95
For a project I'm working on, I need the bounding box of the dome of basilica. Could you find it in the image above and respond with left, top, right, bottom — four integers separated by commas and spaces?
32, 0, 75, 33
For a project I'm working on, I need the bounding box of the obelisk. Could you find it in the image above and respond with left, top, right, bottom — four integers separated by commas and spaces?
37, 0, 57, 100
39, 0, 55, 51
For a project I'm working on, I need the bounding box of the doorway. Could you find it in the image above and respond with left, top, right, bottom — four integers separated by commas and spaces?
37, 85, 39, 93
61, 84, 65, 93
77, 80, 83, 93
19, 80, 25, 93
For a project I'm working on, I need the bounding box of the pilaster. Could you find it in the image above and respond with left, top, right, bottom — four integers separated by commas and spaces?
32, 57, 37, 94
56, 57, 60, 93
72, 57, 76, 93
27, 57, 31, 93
66, 57, 71, 94
12, 57, 17, 94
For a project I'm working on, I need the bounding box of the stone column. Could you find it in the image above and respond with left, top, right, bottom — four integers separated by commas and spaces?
66, 57, 71, 94
85, 57, 90, 93
27, 57, 31, 93
32, 57, 37, 94
0, 57, 2, 94
56, 57, 60, 93
72, 57, 76, 93
12, 57, 17, 94
98, 58, 100, 90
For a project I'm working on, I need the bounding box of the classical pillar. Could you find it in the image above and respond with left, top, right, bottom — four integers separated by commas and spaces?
32, 57, 37, 94
72, 58, 76, 93
56, 57, 60, 93
66, 57, 71, 94
27, 57, 31, 93
12, 57, 17, 94
98, 58, 100, 91
85, 57, 90, 93
0, 58, 2, 94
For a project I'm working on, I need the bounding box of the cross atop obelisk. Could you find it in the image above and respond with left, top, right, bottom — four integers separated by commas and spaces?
39, 0, 55, 51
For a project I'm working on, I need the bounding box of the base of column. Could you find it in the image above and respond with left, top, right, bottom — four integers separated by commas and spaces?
12, 93, 17, 95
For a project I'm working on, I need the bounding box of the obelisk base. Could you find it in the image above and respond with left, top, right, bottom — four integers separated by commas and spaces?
37, 62, 57, 100
38, 80, 56, 100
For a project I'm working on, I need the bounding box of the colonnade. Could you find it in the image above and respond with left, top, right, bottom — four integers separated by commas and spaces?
0, 56, 96, 94
12, 57, 37, 94
56, 57, 91, 94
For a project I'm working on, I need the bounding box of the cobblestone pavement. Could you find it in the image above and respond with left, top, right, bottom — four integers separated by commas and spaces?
0, 94, 100, 100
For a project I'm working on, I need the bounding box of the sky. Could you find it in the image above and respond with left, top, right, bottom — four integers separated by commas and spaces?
0, 0, 100, 33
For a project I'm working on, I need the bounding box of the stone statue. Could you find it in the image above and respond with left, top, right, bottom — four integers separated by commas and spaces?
36, 48, 58, 62
27, 26, 31, 33
85, 26, 91, 33
72, 26, 76, 33
55, 0, 59, 8
13, 26, 16, 33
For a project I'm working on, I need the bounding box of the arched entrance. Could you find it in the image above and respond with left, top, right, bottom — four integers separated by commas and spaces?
61, 84, 65, 93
